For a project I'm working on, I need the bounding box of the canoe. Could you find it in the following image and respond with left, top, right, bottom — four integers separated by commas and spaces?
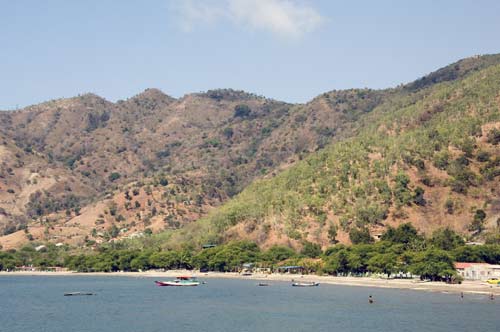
292, 282, 319, 287
64, 292, 94, 296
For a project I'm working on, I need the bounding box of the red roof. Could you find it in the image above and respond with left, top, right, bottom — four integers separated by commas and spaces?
454, 262, 488, 269
455, 262, 472, 269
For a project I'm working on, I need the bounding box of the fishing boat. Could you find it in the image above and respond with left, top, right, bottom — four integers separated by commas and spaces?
64, 292, 94, 296
292, 281, 319, 287
154, 276, 200, 287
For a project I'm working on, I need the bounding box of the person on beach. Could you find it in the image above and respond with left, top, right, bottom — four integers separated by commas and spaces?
490, 293, 494, 301
460, 292, 464, 299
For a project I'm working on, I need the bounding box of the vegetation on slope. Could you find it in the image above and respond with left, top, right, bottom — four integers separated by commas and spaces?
164, 64, 500, 249
3, 225, 500, 282
1, 55, 499, 250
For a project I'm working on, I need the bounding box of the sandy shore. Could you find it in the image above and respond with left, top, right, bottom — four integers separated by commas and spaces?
2, 270, 499, 295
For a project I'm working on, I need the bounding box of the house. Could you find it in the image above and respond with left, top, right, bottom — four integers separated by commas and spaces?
277, 266, 305, 274
455, 262, 500, 280
241, 263, 255, 273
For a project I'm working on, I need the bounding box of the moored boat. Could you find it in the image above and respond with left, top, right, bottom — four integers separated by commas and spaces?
64, 292, 94, 296
154, 276, 200, 287
292, 281, 319, 287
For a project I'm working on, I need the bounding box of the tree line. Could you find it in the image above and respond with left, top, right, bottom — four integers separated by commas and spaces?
1, 224, 500, 282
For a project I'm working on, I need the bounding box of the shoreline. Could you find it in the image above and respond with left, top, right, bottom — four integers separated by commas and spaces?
1, 270, 499, 295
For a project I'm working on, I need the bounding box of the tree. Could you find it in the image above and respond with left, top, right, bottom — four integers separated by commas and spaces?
413, 187, 426, 206
347, 252, 365, 274
468, 209, 486, 234
487, 128, 500, 145
430, 228, 464, 250
349, 227, 374, 245
327, 224, 338, 243
150, 251, 181, 269
223, 127, 234, 139
109, 202, 118, 216
108, 172, 121, 182
262, 245, 296, 263
393, 172, 412, 206
409, 248, 456, 281
300, 241, 322, 258
234, 104, 251, 118
381, 223, 420, 247
130, 252, 152, 271
207, 241, 260, 272
323, 249, 350, 275
367, 253, 397, 277
108, 225, 120, 238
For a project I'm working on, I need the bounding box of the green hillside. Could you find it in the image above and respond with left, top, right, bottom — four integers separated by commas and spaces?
163, 63, 500, 249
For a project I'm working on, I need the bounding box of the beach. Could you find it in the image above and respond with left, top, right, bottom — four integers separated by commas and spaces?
1, 270, 499, 295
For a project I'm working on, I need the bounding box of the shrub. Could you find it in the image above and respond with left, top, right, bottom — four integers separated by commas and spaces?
476, 151, 491, 162
468, 209, 486, 233
234, 104, 251, 118
444, 199, 454, 214
433, 151, 450, 170
222, 127, 234, 139
413, 187, 426, 206
487, 128, 500, 145
108, 172, 121, 182
349, 227, 374, 244
300, 241, 322, 258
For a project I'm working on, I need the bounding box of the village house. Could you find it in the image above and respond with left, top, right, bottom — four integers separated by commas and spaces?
454, 262, 500, 280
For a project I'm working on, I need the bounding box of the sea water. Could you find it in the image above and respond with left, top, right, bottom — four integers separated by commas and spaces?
0, 276, 498, 332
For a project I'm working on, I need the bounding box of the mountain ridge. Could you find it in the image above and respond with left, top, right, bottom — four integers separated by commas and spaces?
1, 54, 499, 250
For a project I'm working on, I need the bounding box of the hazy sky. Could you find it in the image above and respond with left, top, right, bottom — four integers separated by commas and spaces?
1, 0, 499, 109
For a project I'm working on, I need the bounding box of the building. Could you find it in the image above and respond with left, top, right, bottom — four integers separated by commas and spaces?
277, 266, 305, 274
455, 262, 500, 280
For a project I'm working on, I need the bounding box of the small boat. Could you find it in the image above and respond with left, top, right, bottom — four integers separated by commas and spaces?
258, 283, 269, 286
64, 292, 94, 296
154, 276, 200, 287
292, 282, 319, 287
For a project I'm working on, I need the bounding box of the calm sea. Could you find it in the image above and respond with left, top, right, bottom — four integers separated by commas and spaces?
0, 276, 498, 332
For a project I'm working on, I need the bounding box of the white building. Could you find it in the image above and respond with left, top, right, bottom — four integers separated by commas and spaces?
455, 262, 500, 280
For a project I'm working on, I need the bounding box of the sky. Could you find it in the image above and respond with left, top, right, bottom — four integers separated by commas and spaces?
1, 0, 500, 109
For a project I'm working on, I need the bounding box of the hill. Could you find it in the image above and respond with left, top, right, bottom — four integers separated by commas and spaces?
0, 85, 394, 248
160, 61, 500, 250
0, 55, 499, 250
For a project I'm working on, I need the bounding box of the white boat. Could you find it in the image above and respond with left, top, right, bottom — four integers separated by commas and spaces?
292, 281, 319, 287
154, 276, 200, 287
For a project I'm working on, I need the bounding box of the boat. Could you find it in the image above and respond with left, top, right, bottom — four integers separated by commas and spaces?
292, 281, 319, 287
258, 283, 269, 286
64, 292, 94, 296
154, 276, 200, 287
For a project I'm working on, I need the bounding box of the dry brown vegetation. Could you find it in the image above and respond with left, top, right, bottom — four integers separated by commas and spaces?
1, 55, 500, 250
